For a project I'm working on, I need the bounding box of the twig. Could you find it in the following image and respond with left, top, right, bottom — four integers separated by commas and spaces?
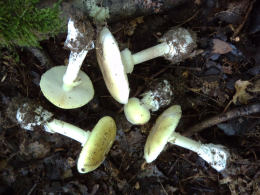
176, 9, 200, 27
27, 183, 37, 195
232, 0, 255, 39
183, 103, 260, 136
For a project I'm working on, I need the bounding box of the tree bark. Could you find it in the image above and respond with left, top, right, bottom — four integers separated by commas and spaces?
40, 0, 189, 23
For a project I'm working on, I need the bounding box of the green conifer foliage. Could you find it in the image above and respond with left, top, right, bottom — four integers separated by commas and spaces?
0, 0, 64, 48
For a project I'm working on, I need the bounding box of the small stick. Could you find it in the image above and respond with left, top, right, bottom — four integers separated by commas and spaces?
232, 0, 255, 39
183, 103, 260, 136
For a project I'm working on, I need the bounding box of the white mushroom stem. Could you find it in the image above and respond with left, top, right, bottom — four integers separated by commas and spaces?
121, 42, 170, 73
16, 103, 91, 146
132, 42, 170, 65
168, 132, 229, 172
168, 132, 202, 153
120, 28, 196, 74
62, 18, 93, 91
44, 119, 90, 146
62, 50, 89, 91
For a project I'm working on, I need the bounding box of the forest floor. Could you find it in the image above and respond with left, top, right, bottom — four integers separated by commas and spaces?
0, 0, 260, 194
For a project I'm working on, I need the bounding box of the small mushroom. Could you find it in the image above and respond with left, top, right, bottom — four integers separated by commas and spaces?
124, 97, 151, 125
144, 105, 230, 172
46, 116, 116, 173
16, 101, 116, 173
40, 17, 95, 109
124, 80, 173, 125
96, 27, 196, 104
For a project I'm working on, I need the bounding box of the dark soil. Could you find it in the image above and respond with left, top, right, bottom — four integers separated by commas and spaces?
0, 0, 260, 194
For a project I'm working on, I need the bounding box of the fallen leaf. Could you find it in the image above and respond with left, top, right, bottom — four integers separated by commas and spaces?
194, 0, 201, 5
212, 39, 233, 54
232, 80, 253, 104
126, 16, 144, 36
248, 79, 260, 93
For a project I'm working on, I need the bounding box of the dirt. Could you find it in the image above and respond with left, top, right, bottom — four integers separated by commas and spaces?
0, 0, 260, 194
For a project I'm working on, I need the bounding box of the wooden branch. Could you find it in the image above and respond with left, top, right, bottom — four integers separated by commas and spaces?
183, 103, 260, 136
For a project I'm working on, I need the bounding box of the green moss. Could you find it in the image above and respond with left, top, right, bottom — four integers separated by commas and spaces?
0, 0, 64, 48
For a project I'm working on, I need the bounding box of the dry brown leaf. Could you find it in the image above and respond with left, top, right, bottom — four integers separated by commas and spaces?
126, 16, 144, 36
248, 79, 260, 93
194, 0, 201, 5
212, 39, 233, 54
232, 80, 253, 104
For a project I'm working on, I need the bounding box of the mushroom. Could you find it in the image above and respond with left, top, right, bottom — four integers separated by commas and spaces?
96, 27, 196, 104
124, 80, 173, 125
124, 97, 151, 125
40, 17, 95, 109
15, 101, 116, 173
144, 105, 230, 172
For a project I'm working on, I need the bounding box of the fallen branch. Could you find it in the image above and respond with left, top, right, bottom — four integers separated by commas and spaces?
232, 0, 256, 39
183, 103, 260, 136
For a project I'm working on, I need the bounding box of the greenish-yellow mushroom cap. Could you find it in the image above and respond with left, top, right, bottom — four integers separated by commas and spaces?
124, 97, 151, 125
40, 66, 94, 109
144, 105, 182, 163
77, 116, 116, 173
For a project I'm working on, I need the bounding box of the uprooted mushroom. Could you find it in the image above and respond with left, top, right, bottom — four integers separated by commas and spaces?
8, 98, 116, 174
124, 79, 174, 125
96, 27, 197, 104
40, 16, 95, 109
144, 105, 230, 172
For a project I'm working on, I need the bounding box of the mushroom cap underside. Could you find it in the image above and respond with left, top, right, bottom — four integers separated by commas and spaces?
40, 66, 94, 109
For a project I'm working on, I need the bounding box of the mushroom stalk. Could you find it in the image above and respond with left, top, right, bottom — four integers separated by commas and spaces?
120, 27, 196, 73
63, 50, 89, 91
132, 42, 170, 65
168, 132, 202, 153
168, 132, 229, 172
62, 18, 94, 91
45, 119, 90, 146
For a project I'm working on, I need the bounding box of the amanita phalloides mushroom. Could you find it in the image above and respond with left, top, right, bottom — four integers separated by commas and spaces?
40, 17, 95, 109
96, 26, 196, 104
124, 79, 173, 125
144, 105, 230, 172
15, 101, 116, 173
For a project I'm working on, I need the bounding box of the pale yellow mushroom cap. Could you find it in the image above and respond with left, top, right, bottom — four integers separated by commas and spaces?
77, 116, 116, 173
144, 105, 182, 163
40, 66, 94, 109
124, 97, 151, 125
96, 27, 130, 104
